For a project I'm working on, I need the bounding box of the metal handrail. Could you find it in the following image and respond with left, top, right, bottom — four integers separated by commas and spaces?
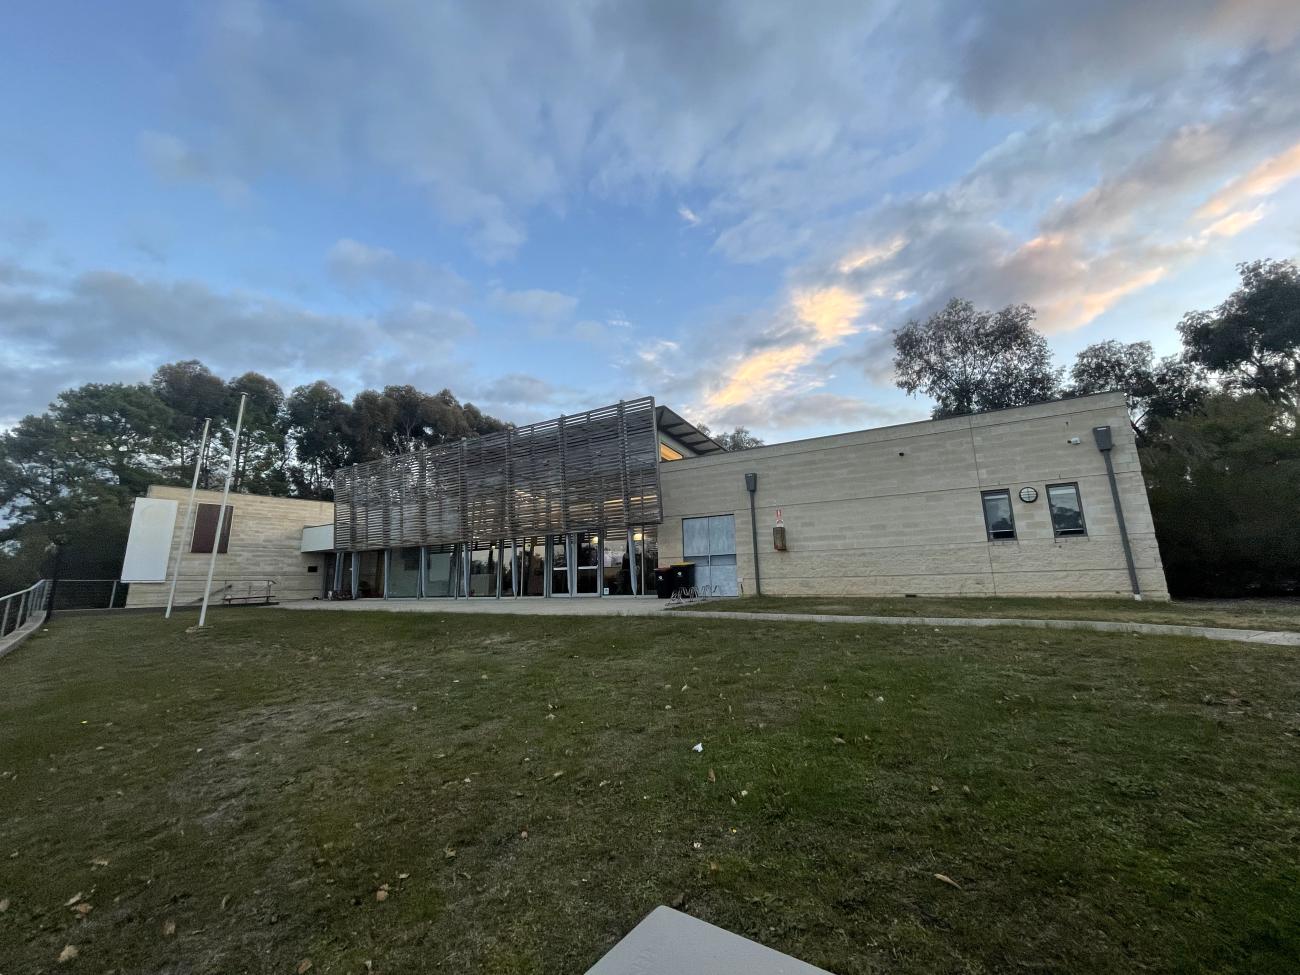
1, 579, 50, 639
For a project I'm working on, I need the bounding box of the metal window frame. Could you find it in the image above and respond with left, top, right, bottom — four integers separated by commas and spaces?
980, 489, 1017, 541
1046, 481, 1088, 537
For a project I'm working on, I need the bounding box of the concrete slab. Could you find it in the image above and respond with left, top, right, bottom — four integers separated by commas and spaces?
585, 906, 832, 975
274, 599, 1300, 645
277, 596, 670, 616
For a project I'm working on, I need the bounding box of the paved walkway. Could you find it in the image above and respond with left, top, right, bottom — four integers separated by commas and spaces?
277, 598, 1300, 645
279, 596, 668, 616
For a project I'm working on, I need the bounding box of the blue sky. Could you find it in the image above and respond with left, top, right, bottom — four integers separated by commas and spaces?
3, 1, 1299, 440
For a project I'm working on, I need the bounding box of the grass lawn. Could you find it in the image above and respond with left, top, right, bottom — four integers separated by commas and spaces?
2, 609, 1298, 974
676, 594, 1300, 631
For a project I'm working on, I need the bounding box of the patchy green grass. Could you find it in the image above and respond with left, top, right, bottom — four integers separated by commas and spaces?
1, 609, 1298, 974
677, 594, 1300, 631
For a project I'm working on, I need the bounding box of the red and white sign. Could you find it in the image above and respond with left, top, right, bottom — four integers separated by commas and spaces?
774, 508, 784, 527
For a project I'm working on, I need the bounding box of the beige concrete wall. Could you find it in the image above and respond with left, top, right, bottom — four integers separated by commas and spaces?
125, 487, 336, 608
659, 392, 1169, 599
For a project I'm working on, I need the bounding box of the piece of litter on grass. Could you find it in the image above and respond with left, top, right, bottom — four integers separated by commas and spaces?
934, 873, 962, 890
64, 892, 83, 907
58, 945, 79, 963
707, 768, 716, 783
692, 841, 702, 850
692, 742, 703, 753
297, 959, 313, 974
397, 872, 410, 880
162, 919, 176, 936
833, 736, 847, 745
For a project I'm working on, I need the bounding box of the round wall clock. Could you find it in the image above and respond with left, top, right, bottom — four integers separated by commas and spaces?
1018, 486, 1039, 503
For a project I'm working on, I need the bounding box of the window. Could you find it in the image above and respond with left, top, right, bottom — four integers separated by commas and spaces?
981, 490, 1016, 540
191, 503, 233, 553
1048, 483, 1087, 537
682, 514, 738, 595
659, 442, 684, 462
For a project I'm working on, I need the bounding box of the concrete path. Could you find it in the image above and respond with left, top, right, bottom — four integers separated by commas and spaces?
0, 609, 48, 660
279, 596, 667, 616
276, 598, 1300, 645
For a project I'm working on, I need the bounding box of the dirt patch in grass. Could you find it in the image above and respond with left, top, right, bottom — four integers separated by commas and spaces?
1, 609, 1298, 973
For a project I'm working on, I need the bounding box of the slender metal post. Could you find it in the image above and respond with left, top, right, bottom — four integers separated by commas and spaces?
199, 395, 247, 627
1093, 426, 1142, 600
109, 580, 118, 609
46, 545, 63, 621
2, 594, 11, 636
745, 473, 762, 597
166, 417, 211, 619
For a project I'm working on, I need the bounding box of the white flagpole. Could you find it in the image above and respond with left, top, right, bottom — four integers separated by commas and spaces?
198, 394, 247, 628
165, 417, 211, 619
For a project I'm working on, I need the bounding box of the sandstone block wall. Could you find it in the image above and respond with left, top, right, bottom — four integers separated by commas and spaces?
658, 392, 1169, 599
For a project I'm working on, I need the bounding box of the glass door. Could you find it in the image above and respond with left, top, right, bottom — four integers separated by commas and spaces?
576, 533, 600, 594
425, 545, 458, 598
517, 537, 546, 596
549, 534, 570, 596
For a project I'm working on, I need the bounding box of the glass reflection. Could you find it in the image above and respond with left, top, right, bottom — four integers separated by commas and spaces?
425, 544, 458, 597
388, 546, 420, 598
469, 542, 498, 596
355, 550, 385, 598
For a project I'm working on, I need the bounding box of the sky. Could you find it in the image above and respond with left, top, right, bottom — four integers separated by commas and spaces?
2, 1, 1300, 440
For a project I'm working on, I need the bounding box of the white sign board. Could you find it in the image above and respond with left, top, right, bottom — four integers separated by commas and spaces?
120, 498, 179, 582
585, 906, 831, 974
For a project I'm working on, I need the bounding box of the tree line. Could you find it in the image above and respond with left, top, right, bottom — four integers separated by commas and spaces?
0, 364, 507, 592
893, 259, 1300, 597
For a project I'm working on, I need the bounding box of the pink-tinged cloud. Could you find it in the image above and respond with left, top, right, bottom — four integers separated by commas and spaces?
1196, 142, 1300, 218
1199, 205, 1266, 239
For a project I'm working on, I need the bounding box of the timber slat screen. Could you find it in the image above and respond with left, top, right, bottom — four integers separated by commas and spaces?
333, 398, 662, 551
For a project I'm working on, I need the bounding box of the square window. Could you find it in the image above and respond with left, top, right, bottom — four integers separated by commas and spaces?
1047, 483, 1087, 537
981, 490, 1016, 540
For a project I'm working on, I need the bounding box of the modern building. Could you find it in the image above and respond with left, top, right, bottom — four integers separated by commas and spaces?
122, 390, 1169, 606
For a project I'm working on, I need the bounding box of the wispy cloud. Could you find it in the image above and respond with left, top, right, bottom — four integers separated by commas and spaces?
1196, 141, 1300, 218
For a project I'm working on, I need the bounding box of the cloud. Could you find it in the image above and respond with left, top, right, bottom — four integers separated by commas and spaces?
938, 0, 1300, 113
1196, 141, 1300, 218
698, 285, 864, 418
1199, 205, 1267, 239
677, 204, 701, 226
488, 287, 579, 321
139, 130, 248, 201
327, 238, 468, 299
0, 262, 474, 425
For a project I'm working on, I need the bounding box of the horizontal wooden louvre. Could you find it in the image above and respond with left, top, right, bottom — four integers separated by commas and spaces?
334, 397, 663, 551
191, 503, 234, 553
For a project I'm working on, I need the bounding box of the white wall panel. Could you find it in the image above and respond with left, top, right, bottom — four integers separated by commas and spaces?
121, 498, 178, 582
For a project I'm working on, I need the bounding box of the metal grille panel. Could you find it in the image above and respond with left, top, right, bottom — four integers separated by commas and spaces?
334, 397, 662, 550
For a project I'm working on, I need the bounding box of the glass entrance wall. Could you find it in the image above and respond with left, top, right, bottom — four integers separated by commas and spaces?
517, 537, 546, 595
549, 534, 570, 596
636, 528, 658, 592
575, 534, 600, 594
602, 534, 633, 595
388, 546, 421, 598
343, 526, 661, 600
469, 543, 498, 597
425, 544, 459, 597
356, 550, 386, 598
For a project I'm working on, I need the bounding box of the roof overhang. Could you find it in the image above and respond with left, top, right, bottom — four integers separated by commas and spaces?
656, 405, 725, 455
